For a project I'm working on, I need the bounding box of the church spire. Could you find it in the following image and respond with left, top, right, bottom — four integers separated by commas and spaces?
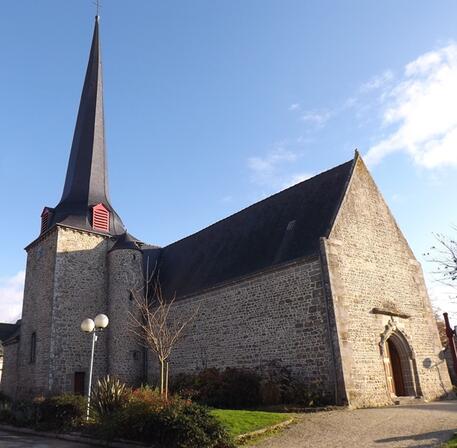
43, 16, 125, 236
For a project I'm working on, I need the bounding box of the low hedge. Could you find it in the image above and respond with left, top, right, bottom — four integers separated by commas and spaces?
0, 386, 233, 448
35, 394, 86, 431
171, 363, 331, 408
93, 387, 234, 448
0, 394, 86, 431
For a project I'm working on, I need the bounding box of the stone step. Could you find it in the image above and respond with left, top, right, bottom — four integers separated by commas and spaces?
393, 396, 424, 405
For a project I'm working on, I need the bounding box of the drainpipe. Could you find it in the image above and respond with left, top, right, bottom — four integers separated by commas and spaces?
443, 312, 457, 379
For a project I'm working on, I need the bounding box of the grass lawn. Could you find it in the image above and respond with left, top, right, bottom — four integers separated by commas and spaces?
445, 434, 457, 447
211, 409, 293, 438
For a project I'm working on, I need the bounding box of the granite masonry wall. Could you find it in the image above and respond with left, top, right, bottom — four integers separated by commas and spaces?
325, 157, 452, 407
48, 227, 110, 394
147, 258, 338, 399
0, 341, 19, 397
15, 230, 58, 398
107, 248, 145, 386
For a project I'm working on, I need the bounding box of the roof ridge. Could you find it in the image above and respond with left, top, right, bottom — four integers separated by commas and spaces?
163, 157, 354, 250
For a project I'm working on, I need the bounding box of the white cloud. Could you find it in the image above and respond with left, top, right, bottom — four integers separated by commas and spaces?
0, 271, 24, 323
360, 70, 394, 92
248, 147, 299, 185
365, 43, 457, 169
289, 103, 300, 111
301, 110, 331, 127
247, 147, 313, 193
281, 172, 313, 189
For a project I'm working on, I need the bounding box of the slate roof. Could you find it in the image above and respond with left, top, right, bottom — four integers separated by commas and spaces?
0, 321, 21, 345
109, 232, 142, 252
146, 157, 355, 299
43, 17, 125, 237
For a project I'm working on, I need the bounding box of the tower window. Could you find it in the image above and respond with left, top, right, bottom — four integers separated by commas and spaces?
30, 332, 36, 363
40, 208, 52, 234
92, 203, 110, 232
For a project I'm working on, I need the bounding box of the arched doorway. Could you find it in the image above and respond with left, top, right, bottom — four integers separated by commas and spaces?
380, 324, 421, 399
386, 338, 406, 396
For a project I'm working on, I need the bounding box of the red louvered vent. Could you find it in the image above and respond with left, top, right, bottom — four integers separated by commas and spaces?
92, 203, 110, 232
40, 208, 50, 234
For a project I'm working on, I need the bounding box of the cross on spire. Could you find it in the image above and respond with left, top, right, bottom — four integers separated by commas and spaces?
93, 0, 101, 17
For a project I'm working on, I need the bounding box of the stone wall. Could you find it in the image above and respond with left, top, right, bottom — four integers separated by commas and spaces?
107, 248, 145, 385
147, 258, 338, 399
0, 341, 19, 397
48, 226, 110, 394
16, 230, 58, 398
325, 156, 452, 407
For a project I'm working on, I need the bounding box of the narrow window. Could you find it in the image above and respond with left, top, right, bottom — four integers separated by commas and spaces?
30, 332, 36, 363
92, 203, 110, 232
40, 208, 50, 234
74, 372, 86, 395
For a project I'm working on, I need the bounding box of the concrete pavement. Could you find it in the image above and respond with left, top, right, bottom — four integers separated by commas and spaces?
0, 430, 93, 448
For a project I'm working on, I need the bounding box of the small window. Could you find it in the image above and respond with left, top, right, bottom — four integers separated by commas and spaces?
30, 332, 36, 363
133, 350, 141, 361
40, 208, 51, 234
92, 203, 110, 232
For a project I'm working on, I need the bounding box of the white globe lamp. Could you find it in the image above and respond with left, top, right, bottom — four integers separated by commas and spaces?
81, 318, 95, 333
94, 314, 109, 329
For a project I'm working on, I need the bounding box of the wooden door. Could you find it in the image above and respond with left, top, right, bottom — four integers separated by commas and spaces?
74, 372, 86, 396
388, 339, 406, 396
384, 341, 396, 396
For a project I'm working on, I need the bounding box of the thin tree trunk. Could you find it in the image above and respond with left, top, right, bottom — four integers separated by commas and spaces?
165, 362, 169, 401
160, 359, 164, 396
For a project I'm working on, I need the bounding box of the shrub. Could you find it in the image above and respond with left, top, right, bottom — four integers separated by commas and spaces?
0, 408, 14, 424
90, 375, 130, 420
262, 361, 331, 407
0, 393, 13, 424
103, 397, 234, 448
0, 392, 12, 419
9, 400, 36, 427
259, 380, 282, 405
171, 363, 332, 408
172, 368, 261, 409
35, 394, 86, 431
0, 392, 11, 410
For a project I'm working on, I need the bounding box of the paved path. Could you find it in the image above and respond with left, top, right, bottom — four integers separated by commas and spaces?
254, 401, 457, 448
0, 430, 92, 448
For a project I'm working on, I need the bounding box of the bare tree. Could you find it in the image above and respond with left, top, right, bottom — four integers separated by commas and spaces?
129, 262, 199, 399
426, 228, 457, 290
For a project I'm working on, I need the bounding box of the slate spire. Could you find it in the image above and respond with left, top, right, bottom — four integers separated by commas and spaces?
46, 16, 125, 235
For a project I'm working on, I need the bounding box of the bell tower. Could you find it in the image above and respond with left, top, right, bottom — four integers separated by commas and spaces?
16, 16, 128, 397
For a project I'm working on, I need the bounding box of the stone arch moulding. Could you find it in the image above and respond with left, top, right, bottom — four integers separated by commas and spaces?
379, 318, 422, 399
379, 318, 415, 359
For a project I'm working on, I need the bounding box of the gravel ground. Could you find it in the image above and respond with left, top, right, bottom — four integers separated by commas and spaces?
253, 401, 457, 448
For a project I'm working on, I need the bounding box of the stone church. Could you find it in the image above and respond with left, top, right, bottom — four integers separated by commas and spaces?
0, 17, 452, 408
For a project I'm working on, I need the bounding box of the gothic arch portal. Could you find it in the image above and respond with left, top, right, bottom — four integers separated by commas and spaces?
380, 320, 422, 399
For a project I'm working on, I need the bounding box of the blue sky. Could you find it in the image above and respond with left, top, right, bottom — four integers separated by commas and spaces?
1, 1, 457, 321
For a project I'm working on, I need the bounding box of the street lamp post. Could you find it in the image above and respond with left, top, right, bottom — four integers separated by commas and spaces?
81, 314, 109, 421
443, 312, 457, 379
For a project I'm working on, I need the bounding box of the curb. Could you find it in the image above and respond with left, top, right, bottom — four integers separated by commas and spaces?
0, 424, 147, 447
235, 418, 295, 443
